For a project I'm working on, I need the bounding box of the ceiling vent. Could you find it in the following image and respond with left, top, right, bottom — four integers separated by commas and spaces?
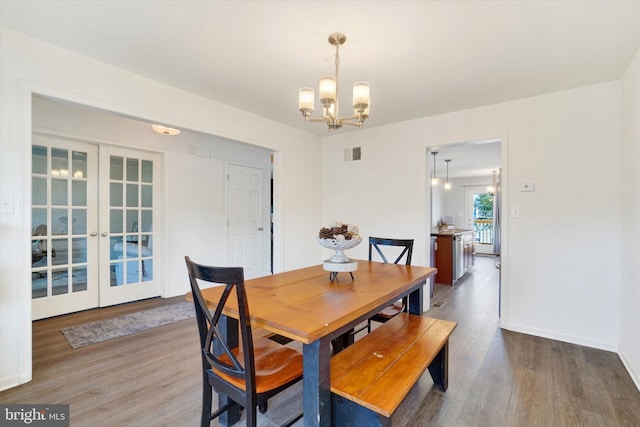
344, 147, 362, 162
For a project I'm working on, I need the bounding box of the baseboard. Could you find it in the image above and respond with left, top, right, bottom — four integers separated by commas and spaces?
503, 322, 618, 352
619, 348, 640, 392
0, 375, 21, 392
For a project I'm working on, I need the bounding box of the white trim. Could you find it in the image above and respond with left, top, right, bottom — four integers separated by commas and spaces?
619, 348, 640, 392
426, 131, 510, 328
504, 322, 618, 353
271, 151, 284, 274
18, 81, 33, 386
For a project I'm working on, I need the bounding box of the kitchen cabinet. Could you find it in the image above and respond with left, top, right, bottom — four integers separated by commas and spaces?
431, 230, 474, 286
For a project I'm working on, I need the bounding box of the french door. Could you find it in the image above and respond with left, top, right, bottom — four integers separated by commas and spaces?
99, 146, 162, 306
31, 135, 162, 319
31, 135, 99, 319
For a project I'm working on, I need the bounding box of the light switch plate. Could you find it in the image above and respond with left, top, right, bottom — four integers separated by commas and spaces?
1, 195, 14, 214
519, 182, 535, 192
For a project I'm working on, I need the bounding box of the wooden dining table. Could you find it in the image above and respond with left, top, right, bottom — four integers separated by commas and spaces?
192, 260, 436, 426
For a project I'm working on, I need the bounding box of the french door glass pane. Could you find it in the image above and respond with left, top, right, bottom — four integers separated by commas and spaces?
110, 156, 123, 180
52, 268, 68, 295
52, 239, 68, 265
51, 149, 67, 174
72, 181, 87, 206
32, 146, 47, 174
51, 179, 68, 205
141, 210, 152, 232
110, 210, 123, 233
110, 183, 123, 207
72, 267, 88, 292
32, 177, 46, 205
52, 208, 67, 235
72, 151, 87, 178
72, 238, 87, 263
141, 160, 153, 183
141, 185, 152, 207
32, 271, 48, 299
72, 209, 87, 234
126, 184, 138, 207
126, 158, 138, 181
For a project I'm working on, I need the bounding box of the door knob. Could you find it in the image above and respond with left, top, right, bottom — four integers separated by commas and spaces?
90, 231, 98, 237
101, 232, 108, 237
258, 227, 264, 231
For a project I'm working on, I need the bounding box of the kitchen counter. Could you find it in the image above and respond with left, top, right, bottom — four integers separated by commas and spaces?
431, 228, 473, 236
431, 230, 474, 285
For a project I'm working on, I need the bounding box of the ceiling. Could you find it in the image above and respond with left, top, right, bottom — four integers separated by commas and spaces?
2, 1, 639, 138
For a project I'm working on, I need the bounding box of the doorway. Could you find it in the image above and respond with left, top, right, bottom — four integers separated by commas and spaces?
427, 137, 504, 317
31, 133, 162, 319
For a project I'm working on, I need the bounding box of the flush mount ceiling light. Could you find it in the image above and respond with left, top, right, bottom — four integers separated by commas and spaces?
151, 124, 180, 136
444, 159, 452, 190
298, 32, 370, 131
431, 152, 439, 186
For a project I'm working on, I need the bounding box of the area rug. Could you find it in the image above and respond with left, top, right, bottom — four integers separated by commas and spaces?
61, 302, 195, 348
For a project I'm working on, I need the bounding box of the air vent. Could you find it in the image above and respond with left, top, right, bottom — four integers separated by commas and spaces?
344, 147, 362, 162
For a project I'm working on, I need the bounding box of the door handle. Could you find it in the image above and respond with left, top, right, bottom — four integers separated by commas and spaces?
90, 231, 98, 237
258, 227, 264, 231
101, 232, 108, 237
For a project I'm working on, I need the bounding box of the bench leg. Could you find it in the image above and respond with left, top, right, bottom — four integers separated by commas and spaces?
332, 394, 391, 427
428, 340, 449, 391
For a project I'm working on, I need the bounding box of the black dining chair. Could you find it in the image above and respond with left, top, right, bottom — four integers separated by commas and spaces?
185, 256, 303, 427
360, 237, 414, 334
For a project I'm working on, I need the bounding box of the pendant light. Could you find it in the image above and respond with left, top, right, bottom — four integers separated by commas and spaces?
444, 159, 452, 190
431, 152, 439, 186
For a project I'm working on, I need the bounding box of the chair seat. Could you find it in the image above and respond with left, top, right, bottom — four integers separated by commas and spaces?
371, 301, 405, 320
213, 336, 303, 394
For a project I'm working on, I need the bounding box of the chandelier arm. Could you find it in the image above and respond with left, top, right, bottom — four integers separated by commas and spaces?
340, 120, 364, 128
306, 117, 331, 124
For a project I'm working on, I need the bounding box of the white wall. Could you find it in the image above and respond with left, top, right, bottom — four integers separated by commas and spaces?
321, 80, 623, 354
620, 48, 640, 389
0, 27, 322, 391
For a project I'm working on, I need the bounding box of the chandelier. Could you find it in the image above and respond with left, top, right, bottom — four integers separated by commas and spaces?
298, 32, 370, 131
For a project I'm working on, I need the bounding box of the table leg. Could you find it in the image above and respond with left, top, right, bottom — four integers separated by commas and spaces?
303, 337, 331, 426
407, 281, 425, 315
214, 315, 241, 426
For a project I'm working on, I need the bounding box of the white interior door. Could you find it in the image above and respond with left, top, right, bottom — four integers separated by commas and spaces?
226, 163, 266, 279
99, 146, 162, 306
31, 135, 99, 319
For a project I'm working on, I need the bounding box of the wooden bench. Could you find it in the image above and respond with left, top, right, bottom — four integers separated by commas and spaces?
330, 313, 457, 426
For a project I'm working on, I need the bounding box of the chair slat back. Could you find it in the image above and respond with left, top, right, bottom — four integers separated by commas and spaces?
368, 237, 414, 265
185, 257, 256, 392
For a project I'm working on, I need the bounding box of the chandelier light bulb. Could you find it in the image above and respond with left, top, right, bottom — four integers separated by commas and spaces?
298, 88, 315, 113
353, 82, 370, 109
319, 76, 337, 104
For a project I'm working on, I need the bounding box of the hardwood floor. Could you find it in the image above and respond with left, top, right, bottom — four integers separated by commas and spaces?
1, 257, 639, 426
